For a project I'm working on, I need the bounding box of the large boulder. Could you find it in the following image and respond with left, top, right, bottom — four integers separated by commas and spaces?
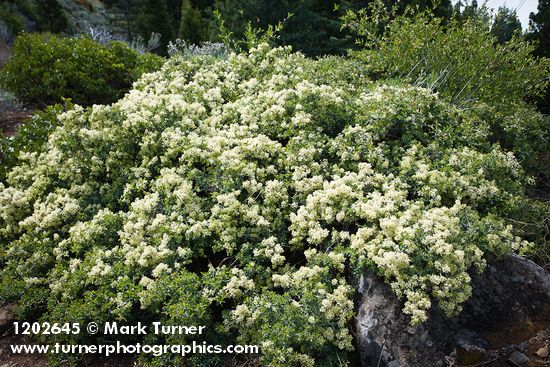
355, 255, 550, 366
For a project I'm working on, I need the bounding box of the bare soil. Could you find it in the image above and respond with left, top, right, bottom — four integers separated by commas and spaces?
0, 110, 31, 136
475, 327, 550, 367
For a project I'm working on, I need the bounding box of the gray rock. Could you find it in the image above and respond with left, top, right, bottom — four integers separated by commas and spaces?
508, 351, 529, 365
517, 342, 528, 352
355, 255, 550, 367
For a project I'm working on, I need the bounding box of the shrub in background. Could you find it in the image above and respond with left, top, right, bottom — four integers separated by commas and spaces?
343, 4, 550, 109
0, 33, 164, 106
342, 2, 550, 181
0, 3, 24, 38
343, 1, 550, 266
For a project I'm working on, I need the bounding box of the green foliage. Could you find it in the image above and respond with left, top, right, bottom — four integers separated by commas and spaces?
135, 0, 175, 54
278, 0, 353, 55
102, 0, 137, 41
0, 102, 71, 183
135, 51, 166, 75
343, 5, 550, 167
0, 131, 9, 178
345, 9, 550, 105
211, 0, 355, 56
103, 0, 178, 53
528, 0, 550, 114
452, 0, 492, 25
0, 2, 24, 37
530, 0, 550, 57
179, 0, 209, 44
0, 44, 538, 365
509, 196, 550, 265
34, 0, 69, 33
491, 6, 522, 44
0, 33, 164, 106
211, 8, 288, 52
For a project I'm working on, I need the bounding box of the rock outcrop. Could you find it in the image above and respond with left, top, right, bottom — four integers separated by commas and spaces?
355, 255, 550, 366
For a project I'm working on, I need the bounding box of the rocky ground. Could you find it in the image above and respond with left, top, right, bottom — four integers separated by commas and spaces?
355, 255, 550, 367
457, 326, 550, 367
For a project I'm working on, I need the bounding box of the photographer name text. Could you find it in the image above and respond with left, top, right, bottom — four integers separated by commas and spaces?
104, 322, 205, 335
13, 321, 205, 336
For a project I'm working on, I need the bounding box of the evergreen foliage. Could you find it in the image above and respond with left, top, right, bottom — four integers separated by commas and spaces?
34, 0, 69, 33
0, 33, 164, 106
135, 0, 175, 53
491, 6, 522, 44
530, 0, 550, 55
179, 0, 209, 44
528, 0, 550, 114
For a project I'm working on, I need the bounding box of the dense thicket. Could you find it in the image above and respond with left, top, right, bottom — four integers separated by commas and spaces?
0, 33, 547, 365
344, 5, 550, 171
0, 33, 164, 106
0, 0, 68, 36
0, 2, 549, 366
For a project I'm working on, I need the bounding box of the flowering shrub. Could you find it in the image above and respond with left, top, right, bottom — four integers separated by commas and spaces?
0, 103, 71, 182
0, 44, 532, 365
342, 4, 550, 176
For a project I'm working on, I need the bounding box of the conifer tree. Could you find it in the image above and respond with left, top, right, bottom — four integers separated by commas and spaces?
491, 6, 522, 44
179, 0, 208, 44
528, 0, 550, 113
35, 0, 68, 33
530, 0, 550, 57
135, 0, 175, 53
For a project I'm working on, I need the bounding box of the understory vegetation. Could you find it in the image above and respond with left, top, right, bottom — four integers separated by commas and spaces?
0, 33, 164, 106
0, 2, 549, 366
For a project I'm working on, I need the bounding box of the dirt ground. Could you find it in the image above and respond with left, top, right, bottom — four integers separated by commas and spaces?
479, 326, 550, 367
0, 110, 31, 136
0, 330, 137, 367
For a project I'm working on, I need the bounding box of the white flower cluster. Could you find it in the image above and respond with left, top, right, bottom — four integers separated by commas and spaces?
0, 43, 532, 365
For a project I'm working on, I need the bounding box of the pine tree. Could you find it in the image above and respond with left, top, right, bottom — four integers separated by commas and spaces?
135, 0, 175, 53
280, 0, 353, 55
179, 0, 208, 44
35, 0, 68, 33
103, 0, 139, 41
491, 6, 522, 44
530, 0, 550, 57
452, 0, 491, 26
528, 0, 550, 114
165, 0, 182, 34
